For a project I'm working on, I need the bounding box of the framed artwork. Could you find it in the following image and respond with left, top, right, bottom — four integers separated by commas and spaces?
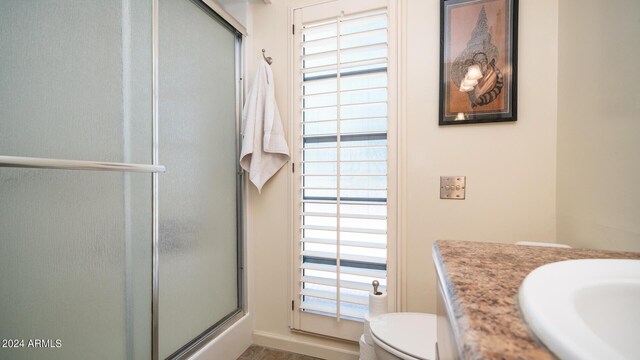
439, 0, 518, 125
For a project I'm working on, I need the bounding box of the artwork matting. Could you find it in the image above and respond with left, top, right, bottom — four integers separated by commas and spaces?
439, 0, 518, 125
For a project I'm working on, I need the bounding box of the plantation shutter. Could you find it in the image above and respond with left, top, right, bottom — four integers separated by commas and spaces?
291, 0, 395, 341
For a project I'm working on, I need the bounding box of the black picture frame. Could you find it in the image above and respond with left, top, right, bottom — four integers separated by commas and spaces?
439, 0, 518, 125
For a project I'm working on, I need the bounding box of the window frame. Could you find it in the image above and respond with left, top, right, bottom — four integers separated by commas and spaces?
288, 0, 399, 341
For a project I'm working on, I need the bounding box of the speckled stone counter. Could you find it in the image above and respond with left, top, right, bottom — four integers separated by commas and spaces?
432, 240, 640, 359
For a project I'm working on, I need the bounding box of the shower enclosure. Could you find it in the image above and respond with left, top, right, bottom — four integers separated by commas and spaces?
0, 1, 244, 359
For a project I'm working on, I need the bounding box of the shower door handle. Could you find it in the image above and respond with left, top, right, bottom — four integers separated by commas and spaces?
0, 155, 166, 173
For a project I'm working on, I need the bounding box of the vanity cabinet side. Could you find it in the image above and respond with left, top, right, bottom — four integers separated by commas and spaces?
436, 269, 460, 360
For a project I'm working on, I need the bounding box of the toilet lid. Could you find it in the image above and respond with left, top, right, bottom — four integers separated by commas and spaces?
369, 312, 437, 360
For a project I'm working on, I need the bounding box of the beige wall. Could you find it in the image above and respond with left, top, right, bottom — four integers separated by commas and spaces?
557, 0, 640, 252
402, 0, 558, 312
247, 0, 558, 356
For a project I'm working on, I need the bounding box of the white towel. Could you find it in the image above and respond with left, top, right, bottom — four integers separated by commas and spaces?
240, 58, 290, 192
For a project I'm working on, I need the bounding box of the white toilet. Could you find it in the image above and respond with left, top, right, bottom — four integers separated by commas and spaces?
368, 312, 437, 360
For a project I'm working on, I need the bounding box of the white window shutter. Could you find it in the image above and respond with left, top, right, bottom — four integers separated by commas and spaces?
291, 0, 396, 341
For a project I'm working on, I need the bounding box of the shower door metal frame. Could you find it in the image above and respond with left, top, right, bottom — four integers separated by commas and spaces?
151, 0, 161, 359
152, 1, 247, 359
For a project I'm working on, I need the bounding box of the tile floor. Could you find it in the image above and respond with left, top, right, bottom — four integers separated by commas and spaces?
237, 345, 324, 360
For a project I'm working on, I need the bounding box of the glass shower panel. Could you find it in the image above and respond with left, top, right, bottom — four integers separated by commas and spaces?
158, 0, 239, 357
0, 170, 152, 360
0, 0, 152, 164
0, 1, 153, 359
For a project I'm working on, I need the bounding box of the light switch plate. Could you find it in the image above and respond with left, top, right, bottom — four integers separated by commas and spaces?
440, 176, 466, 200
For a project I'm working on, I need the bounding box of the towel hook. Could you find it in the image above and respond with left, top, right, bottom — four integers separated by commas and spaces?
262, 49, 273, 65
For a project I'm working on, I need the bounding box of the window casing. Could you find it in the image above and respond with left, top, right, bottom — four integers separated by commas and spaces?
290, 0, 398, 341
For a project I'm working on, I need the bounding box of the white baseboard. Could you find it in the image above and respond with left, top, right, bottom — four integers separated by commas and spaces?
253, 330, 359, 360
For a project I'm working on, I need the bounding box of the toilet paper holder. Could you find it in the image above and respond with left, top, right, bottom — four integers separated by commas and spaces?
372, 280, 383, 295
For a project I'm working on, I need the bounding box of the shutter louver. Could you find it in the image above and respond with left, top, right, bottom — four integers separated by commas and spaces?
297, 8, 389, 322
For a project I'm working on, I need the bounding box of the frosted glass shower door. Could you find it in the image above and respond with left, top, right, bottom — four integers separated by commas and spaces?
158, 0, 241, 358
0, 1, 154, 360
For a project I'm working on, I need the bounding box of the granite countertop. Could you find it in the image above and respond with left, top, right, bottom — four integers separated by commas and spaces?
432, 240, 640, 359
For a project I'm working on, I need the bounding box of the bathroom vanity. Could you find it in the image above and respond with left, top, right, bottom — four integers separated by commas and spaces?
432, 240, 640, 359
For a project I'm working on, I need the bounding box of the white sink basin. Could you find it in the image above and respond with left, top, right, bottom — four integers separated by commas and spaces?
519, 259, 640, 360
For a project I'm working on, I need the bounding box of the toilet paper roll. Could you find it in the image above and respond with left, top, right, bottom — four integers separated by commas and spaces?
369, 290, 388, 318
363, 312, 374, 345
359, 334, 377, 360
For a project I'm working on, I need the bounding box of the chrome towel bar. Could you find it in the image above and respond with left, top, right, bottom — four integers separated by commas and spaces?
0, 155, 166, 173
